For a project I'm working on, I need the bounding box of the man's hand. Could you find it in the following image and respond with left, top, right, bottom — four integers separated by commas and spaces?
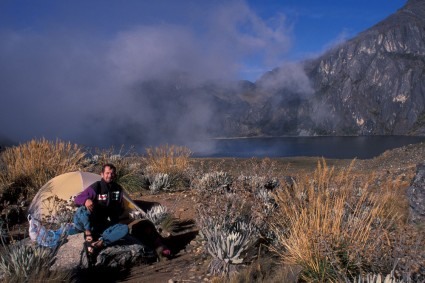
85, 199, 94, 212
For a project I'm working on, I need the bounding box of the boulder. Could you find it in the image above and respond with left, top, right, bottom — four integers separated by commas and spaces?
407, 163, 425, 224
51, 233, 156, 271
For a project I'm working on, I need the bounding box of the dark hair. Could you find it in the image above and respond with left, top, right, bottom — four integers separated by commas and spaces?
102, 163, 116, 173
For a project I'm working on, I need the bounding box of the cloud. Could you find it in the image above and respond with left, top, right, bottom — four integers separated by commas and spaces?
0, 30, 109, 143
0, 1, 295, 151
257, 62, 314, 98
207, 1, 291, 68
108, 25, 210, 83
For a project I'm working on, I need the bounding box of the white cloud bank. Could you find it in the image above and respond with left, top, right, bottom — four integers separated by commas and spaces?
0, 1, 313, 150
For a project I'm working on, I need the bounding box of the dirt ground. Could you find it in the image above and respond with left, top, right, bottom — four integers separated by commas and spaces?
116, 142, 425, 283
122, 192, 208, 282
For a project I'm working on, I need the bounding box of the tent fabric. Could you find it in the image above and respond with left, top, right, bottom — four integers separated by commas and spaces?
28, 171, 144, 223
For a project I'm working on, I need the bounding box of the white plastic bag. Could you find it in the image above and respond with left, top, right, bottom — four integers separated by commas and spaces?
28, 214, 71, 248
28, 214, 42, 242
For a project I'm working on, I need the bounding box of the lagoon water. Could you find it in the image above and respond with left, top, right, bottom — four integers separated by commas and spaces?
192, 136, 425, 159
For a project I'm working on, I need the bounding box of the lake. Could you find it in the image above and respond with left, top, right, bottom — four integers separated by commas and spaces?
190, 136, 425, 159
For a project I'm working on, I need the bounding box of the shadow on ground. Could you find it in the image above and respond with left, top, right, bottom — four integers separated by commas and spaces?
164, 229, 198, 256
73, 266, 132, 283
133, 199, 160, 212
132, 200, 198, 256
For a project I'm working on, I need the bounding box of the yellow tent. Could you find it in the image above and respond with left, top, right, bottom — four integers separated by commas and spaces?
28, 171, 145, 223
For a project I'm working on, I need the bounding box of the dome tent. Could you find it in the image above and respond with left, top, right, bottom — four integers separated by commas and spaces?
28, 171, 144, 223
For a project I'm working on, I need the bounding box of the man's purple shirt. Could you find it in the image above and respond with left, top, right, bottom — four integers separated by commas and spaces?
74, 185, 97, 206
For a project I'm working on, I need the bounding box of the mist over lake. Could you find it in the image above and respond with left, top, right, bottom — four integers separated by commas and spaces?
190, 136, 425, 159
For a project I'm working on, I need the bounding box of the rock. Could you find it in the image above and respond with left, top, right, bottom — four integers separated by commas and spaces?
51, 234, 156, 271
50, 234, 84, 270
96, 238, 156, 268
407, 163, 425, 224
205, 0, 425, 137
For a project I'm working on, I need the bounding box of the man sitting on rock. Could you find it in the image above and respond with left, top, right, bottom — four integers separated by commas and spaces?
72, 163, 129, 263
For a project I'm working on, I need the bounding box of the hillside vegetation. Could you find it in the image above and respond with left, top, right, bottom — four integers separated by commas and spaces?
0, 139, 423, 282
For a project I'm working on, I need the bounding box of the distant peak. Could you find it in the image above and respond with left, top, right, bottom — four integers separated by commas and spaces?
405, 0, 425, 9
403, 0, 425, 18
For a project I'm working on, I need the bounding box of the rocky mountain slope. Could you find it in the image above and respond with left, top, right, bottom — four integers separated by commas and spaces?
214, 0, 425, 137
90, 0, 425, 145
301, 0, 425, 135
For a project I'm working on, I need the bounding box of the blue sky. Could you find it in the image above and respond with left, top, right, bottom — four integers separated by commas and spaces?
0, 0, 407, 146
0, 0, 406, 81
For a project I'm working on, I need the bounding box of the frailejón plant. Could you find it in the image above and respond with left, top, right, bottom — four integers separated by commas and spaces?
197, 171, 232, 192
0, 244, 55, 280
149, 173, 172, 193
352, 271, 408, 283
145, 205, 170, 227
199, 214, 255, 276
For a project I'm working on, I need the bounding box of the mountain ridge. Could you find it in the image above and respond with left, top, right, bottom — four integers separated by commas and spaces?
215, 0, 425, 137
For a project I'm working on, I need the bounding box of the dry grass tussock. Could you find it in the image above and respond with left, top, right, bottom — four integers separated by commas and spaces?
0, 138, 86, 201
270, 159, 403, 281
144, 144, 192, 176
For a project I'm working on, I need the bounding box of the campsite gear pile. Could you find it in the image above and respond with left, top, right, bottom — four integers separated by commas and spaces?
26, 171, 159, 268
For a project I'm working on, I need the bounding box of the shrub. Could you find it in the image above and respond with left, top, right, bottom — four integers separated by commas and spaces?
145, 205, 170, 227
236, 175, 279, 192
196, 171, 233, 192
224, 176, 278, 244
143, 144, 192, 191
254, 188, 276, 217
236, 158, 280, 181
118, 173, 149, 193
144, 204, 179, 235
0, 243, 68, 282
199, 214, 256, 276
270, 159, 398, 281
145, 144, 191, 176
237, 175, 266, 191
149, 173, 172, 193
157, 214, 180, 235
0, 138, 87, 202
194, 172, 279, 250
352, 270, 406, 283
198, 195, 258, 277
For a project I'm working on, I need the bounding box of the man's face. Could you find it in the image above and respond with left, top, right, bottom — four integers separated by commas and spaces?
101, 166, 116, 183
